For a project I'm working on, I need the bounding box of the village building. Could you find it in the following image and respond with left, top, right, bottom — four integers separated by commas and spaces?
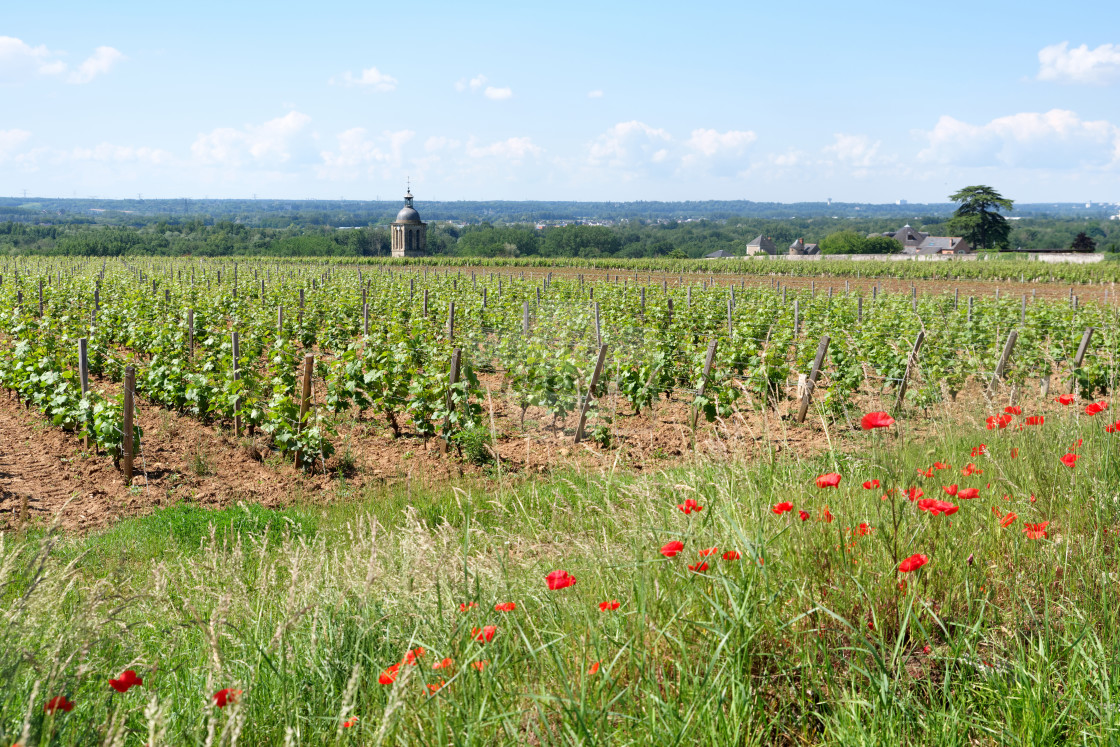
390, 188, 428, 257
788, 238, 820, 255
745, 235, 779, 256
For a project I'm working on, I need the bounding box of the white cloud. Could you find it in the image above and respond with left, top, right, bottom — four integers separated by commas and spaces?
587, 90, 604, 98
483, 86, 513, 100
822, 133, 882, 168
588, 121, 673, 169
191, 111, 313, 166
918, 109, 1120, 169
424, 136, 460, 152
466, 136, 542, 161
318, 128, 414, 179
685, 128, 756, 157
0, 129, 32, 160
0, 37, 123, 83
69, 143, 172, 164
331, 66, 397, 92
1038, 42, 1120, 85
67, 46, 124, 84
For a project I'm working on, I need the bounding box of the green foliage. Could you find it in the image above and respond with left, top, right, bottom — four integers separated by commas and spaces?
948, 185, 1014, 251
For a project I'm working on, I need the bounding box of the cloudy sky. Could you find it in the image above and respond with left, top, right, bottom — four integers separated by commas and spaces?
3, 0, 1120, 203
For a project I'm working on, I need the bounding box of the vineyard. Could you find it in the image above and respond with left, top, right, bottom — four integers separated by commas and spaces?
1, 258, 1117, 503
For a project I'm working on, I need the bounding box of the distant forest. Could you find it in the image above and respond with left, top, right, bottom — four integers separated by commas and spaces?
0, 197, 1118, 258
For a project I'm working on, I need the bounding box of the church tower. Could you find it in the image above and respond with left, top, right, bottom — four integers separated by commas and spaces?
390, 188, 427, 257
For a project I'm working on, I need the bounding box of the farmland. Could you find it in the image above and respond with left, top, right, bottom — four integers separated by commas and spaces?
2, 257, 1120, 744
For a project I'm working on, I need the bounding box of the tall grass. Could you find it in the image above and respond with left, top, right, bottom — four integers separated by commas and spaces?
2, 407, 1120, 745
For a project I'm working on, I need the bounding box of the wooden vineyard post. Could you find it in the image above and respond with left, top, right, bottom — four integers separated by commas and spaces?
441, 349, 462, 454
187, 309, 195, 356
232, 331, 241, 437
575, 344, 609, 444
363, 304, 370, 336
277, 305, 284, 333
425, 288, 430, 316
727, 297, 733, 337
793, 299, 799, 336
894, 330, 925, 412
795, 335, 830, 424
594, 302, 602, 347
857, 296, 863, 323
689, 339, 719, 432
122, 366, 135, 483
522, 301, 530, 335
954, 288, 959, 310
446, 301, 455, 341
987, 330, 1018, 396
38, 279, 43, 316
78, 338, 90, 448
640, 286, 645, 317
968, 297, 974, 323
1068, 327, 1094, 395
295, 354, 314, 469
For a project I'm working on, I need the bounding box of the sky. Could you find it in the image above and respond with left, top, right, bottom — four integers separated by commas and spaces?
2, 0, 1120, 205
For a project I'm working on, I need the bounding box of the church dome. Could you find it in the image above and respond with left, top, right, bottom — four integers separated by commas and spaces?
394, 190, 422, 223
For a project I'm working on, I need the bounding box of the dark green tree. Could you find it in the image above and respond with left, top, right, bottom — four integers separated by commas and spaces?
947, 186, 1014, 251
1070, 232, 1097, 252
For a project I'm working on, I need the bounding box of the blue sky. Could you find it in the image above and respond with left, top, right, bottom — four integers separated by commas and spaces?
3, 0, 1120, 204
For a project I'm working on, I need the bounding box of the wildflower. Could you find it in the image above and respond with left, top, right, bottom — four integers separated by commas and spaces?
1025, 416, 1045, 426
471, 660, 489, 671
943, 484, 958, 496
599, 599, 621, 611
1106, 422, 1119, 434
1023, 521, 1050, 540
403, 647, 425, 665
588, 661, 601, 674
821, 506, 834, 523
44, 696, 74, 714
343, 716, 359, 728
986, 414, 1012, 430
1004, 406, 1021, 415
923, 645, 932, 654
904, 487, 924, 501
799, 510, 810, 521
1070, 439, 1083, 449
433, 658, 453, 670
688, 561, 709, 572
863, 479, 880, 489
917, 498, 958, 516
545, 569, 577, 590
816, 473, 842, 488
1086, 401, 1109, 416
957, 487, 979, 500
898, 554, 929, 572
861, 411, 895, 430
722, 550, 741, 560
472, 626, 497, 643
699, 547, 719, 556
1010, 448, 1019, 459
999, 512, 1018, 528
771, 501, 794, 515
967, 553, 974, 566
494, 602, 516, 612
1060, 453, 1079, 468
677, 498, 703, 514
109, 670, 142, 694
934, 462, 950, 470
378, 663, 400, 685
856, 523, 872, 536
427, 681, 445, 694
660, 540, 685, 558
971, 444, 987, 457
459, 602, 477, 612
962, 463, 982, 476
917, 467, 934, 478
1056, 394, 1075, 405
213, 689, 241, 708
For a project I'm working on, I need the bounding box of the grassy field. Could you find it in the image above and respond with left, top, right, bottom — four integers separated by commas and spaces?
3, 401, 1120, 745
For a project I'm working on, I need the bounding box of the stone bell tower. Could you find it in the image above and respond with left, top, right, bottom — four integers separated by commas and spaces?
390, 186, 427, 257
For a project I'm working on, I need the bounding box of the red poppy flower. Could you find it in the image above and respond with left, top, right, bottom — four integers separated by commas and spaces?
961, 463, 982, 476
943, 484, 958, 496
1060, 453, 1079, 468
1023, 521, 1050, 540
917, 498, 958, 516
699, 547, 719, 557
213, 688, 242, 708
471, 660, 489, 671
1086, 401, 1109, 416
986, 414, 1012, 430
861, 411, 895, 430
971, 444, 987, 457
1056, 394, 1075, 405
472, 626, 497, 643
109, 670, 142, 694
379, 663, 400, 685
1010, 448, 1019, 459
343, 716, 359, 728
459, 602, 477, 612
904, 487, 924, 501
856, 523, 872, 536
1004, 406, 1021, 415
1000, 512, 1018, 528
934, 462, 950, 470
917, 467, 934, 478
798, 510, 810, 521
545, 569, 577, 590
816, 473, 842, 488
821, 506, 835, 523
1106, 422, 1120, 434
862, 479, 880, 489
44, 696, 74, 714
722, 550, 741, 560
771, 501, 794, 515
588, 661, 601, 675
898, 554, 929, 572
957, 487, 979, 500
427, 680, 445, 694
403, 647, 425, 665
1025, 416, 1045, 426
494, 602, 516, 612
677, 498, 704, 515
688, 561, 709, 572
660, 540, 684, 558
599, 599, 621, 611
433, 658, 454, 670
